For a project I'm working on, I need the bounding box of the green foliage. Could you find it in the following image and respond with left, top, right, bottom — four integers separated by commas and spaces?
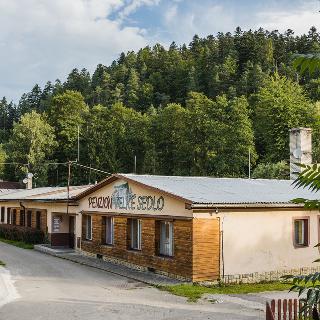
5, 111, 57, 185
285, 163, 320, 313
253, 73, 315, 162
0, 144, 6, 178
2, 27, 320, 184
252, 161, 289, 179
293, 53, 320, 75
160, 282, 292, 302
48, 90, 88, 162
0, 224, 45, 245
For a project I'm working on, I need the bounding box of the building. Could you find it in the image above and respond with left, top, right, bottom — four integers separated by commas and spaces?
0, 127, 319, 283
0, 173, 320, 283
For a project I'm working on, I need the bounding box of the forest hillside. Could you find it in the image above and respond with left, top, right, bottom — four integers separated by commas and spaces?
1, 27, 320, 186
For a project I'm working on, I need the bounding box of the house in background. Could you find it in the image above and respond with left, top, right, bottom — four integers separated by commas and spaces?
0, 127, 319, 283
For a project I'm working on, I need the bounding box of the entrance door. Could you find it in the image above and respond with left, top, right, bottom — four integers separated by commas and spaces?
69, 216, 75, 249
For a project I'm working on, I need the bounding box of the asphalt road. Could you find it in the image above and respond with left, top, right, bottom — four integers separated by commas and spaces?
0, 242, 270, 320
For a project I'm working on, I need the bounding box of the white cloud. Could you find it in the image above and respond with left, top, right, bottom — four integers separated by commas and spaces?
162, 0, 320, 44
252, 2, 320, 34
118, 0, 160, 20
0, 0, 158, 102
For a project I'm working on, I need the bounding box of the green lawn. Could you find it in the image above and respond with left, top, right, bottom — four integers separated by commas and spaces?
159, 282, 293, 302
0, 260, 5, 266
0, 238, 34, 249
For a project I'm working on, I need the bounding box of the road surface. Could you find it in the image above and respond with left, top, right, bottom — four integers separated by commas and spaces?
0, 242, 278, 319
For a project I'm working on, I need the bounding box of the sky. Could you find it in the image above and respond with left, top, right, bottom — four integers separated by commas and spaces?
0, 0, 320, 102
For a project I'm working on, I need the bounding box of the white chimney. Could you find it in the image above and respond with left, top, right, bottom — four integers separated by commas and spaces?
289, 128, 312, 180
23, 172, 33, 190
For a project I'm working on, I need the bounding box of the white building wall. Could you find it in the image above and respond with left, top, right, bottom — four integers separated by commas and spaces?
219, 208, 320, 276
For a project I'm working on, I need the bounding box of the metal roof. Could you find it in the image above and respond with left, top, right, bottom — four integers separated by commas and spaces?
0, 189, 24, 195
0, 185, 91, 201
117, 174, 320, 205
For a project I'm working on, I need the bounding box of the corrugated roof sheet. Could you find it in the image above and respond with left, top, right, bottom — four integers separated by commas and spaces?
0, 185, 91, 201
119, 174, 320, 205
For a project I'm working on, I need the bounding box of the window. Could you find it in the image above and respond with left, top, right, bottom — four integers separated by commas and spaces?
7, 208, 10, 224
130, 219, 141, 250
159, 221, 174, 257
103, 217, 114, 245
294, 218, 309, 247
36, 211, 41, 230
12, 209, 16, 225
86, 215, 92, 240
20, 210, 25, 226
27, 211, 32, 228
0, 207, 4, 223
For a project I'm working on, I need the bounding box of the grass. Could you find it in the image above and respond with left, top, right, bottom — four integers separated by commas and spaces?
159, 281, 293, 302
0, 238, 34, 249
0, 260, 5, 266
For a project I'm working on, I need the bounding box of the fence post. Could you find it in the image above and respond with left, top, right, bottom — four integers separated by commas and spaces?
266, 302, 276, 320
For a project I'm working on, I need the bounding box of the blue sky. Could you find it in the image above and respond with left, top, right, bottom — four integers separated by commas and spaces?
0, 0, 319, 102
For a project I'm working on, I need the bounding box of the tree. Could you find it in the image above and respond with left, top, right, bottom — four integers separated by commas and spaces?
152, 103, 189, 175
0, 144, 6, 178
48, 90, 89, 162
253, 73, 315, 162
5, 111, 57, 185
252, 161, 289, 179
185, 92, 256, 176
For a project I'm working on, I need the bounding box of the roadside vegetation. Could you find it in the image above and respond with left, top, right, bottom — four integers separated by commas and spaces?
0, 260, 5, 266
159, 282, 292, 302
0, 238, 34, 249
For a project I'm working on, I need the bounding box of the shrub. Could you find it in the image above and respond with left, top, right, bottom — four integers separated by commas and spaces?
0, 224, 45, 244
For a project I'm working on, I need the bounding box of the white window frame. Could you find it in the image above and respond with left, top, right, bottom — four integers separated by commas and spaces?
131, 219, 141, 250
105, 217, 114, 245
159, 221, 174, 257
294, 218, 308, 246
86, 215, 92, 240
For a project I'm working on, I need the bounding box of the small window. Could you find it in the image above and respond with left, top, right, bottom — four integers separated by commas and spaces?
86, 215, 92, 240
294, 219, 309, 247
105, 217, 114, 245
27, 211, 32, 228
7, 208, 10, 224
20, 210, 25, 226
36, 211, 41, 230
0, 207, 4, 223
159, 221, 174, 257
12, 209, 16, 225
130, 219, 141, 250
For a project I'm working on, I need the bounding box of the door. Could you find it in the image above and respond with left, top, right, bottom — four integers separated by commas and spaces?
69, 216, 75, 249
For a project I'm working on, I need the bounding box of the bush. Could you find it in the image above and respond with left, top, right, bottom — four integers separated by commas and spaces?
0, 224, 45, 244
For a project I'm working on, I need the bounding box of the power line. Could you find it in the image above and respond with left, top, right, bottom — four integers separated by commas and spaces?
74, 163, 111, 175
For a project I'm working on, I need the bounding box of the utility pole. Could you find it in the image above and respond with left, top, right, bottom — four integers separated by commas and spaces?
67, 161, 71, 215
248, 148, 251, 179
77, 125, 80, 162
134, 155, 137, 174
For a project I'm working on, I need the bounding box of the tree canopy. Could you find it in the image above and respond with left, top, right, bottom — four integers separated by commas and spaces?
1, 27, 320, 185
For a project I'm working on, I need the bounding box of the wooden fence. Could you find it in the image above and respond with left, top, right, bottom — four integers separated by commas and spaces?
266, 299, 320, 320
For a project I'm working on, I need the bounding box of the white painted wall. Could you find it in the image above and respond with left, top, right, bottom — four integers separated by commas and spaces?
219, 208, 320, 275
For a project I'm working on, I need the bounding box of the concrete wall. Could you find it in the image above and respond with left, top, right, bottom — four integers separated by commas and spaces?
216, 208, 320, 276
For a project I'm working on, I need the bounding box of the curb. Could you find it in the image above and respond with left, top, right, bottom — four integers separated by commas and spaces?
34, 245, 183, 287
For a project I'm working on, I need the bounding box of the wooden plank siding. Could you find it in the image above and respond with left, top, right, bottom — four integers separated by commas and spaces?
192, 218, 220, 281
81, 214, 221, 281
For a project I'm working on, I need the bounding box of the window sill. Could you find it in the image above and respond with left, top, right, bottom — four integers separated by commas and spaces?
157, 254, 174, 259
101, 244, 114, 248
294, 244, 309, 248
127, 249, 142, 253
